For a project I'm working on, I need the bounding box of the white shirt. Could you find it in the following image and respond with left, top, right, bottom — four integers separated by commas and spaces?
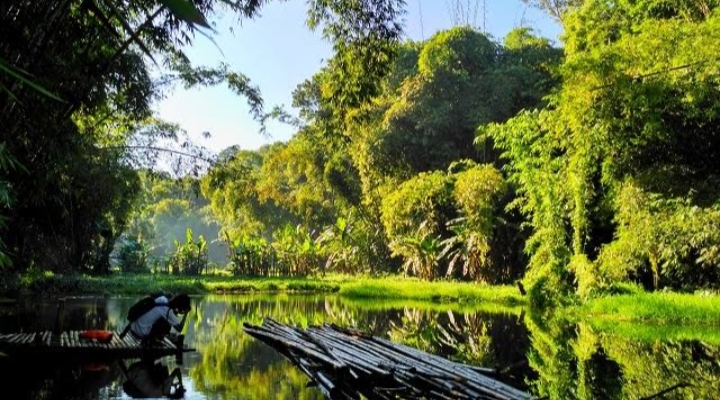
130, 296, 182, 338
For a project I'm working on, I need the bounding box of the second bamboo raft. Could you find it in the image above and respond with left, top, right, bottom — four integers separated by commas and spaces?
243, 318, 534, 400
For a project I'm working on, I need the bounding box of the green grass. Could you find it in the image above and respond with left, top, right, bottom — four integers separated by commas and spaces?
576, 292, 720, 325
10, 272, 720, 325
340, 296, 524, 314
586, 320, 720, 346
12, 273, 343, 297
6, 273, 523, 307
339, 278, 524, 306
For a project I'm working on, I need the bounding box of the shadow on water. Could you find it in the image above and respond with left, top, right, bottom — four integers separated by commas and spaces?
0, 295, 718, 399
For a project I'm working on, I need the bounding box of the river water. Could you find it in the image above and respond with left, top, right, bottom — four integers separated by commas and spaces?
0, 295, 718, 399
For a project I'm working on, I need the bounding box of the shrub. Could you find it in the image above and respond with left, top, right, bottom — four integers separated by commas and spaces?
115, 238, 149, 273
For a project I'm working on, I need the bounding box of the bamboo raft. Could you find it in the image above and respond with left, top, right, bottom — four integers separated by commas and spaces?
244, 319, 534, 400
0, 330, 194, 361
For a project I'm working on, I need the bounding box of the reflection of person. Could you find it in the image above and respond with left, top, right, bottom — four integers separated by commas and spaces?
130, 294, 191, 344
121, 360, 185, 399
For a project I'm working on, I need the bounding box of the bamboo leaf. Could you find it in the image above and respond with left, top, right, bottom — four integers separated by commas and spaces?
94, 0, 160, 67
0, 58, 64, 102
0, 82, 20, 103
160, 0, 212, 29
195, 27, 225, 57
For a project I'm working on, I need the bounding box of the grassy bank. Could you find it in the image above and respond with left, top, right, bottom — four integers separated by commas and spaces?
7, 273, 720, 325
575, 292, 720, 325
340, 296, 524, 314
586, 320, 720, 346
339, 278, 522, 306
11, 273, 343, 297
5, 273, 524, 307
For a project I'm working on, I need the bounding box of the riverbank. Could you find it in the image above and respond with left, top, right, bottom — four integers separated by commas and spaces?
576, 291, 720, 325
3, 273, 525, 307
4, 273, 720, 324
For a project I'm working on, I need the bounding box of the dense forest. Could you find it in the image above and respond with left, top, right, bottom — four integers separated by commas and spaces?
2, 0, 720, 305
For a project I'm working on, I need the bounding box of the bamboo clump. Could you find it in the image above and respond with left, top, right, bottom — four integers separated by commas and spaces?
243, 318, 534, 400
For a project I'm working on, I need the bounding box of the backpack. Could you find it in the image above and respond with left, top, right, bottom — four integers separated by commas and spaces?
127, 293, 167, 322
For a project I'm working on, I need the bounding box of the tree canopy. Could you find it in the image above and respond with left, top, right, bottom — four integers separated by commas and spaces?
0, 0, 405, 274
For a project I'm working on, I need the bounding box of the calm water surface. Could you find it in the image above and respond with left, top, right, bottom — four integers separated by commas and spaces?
0, 295, 718, 399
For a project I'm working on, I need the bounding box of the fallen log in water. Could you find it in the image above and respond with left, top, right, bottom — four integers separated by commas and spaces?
243, 318, 534, 400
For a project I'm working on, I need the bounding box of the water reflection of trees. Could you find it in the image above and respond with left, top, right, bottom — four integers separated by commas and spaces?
189, 295, 528, 399
527, 316, 720, 400
9, 295, 719, 400
188, 295, 394, 400
2, 297, 111, 333
387, 308, 531, 388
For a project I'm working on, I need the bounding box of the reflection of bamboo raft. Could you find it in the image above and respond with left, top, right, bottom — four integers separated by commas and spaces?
244, 318, 534, 400
0, 331, 194, 361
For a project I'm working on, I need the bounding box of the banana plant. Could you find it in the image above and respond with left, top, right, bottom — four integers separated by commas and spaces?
169, 227, 208, 275
392, 230, 444, 280
440, 217, 492, 281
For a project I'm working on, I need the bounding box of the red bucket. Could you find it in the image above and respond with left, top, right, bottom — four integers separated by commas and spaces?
79, 330, 114, 344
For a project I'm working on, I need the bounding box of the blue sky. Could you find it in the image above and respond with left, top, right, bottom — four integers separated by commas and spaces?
154, 0, 561, 154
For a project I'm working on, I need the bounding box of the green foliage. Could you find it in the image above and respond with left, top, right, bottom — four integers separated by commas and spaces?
1, 0, 406, 278
270, 224, 321, 277
528, 276, 559, 309
203, 139, 383, 278
256, 136, 335, 226
418, 27, 496, 77
115, 238, 150, 273
453, 164, 507, 232
223, 26, 560, 285
306, 0, 405, 135
597, 181, 720, 290
578, 291, 720, 325
486, 0, 720, 299
317, 215, 370, 275
169, 228, 209, 275
485, 111, 572, 294
381, 171, 454, 279
381, 171, 455, 242
202, 148, 285, 239
0, 143, 19, 268
0, 0, 255, 274
0, 57, 64, 102
528, 316, 720, 400
339, 279, 523, 306
228, 235, 273, 276
323, 151, 363, 207
125, 172, 225, 267
441, 163, 507, 281
361, 27, 560, 182
393, 230, 444, 280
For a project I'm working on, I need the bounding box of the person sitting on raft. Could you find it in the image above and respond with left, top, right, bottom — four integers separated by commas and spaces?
130, 294, 191, 344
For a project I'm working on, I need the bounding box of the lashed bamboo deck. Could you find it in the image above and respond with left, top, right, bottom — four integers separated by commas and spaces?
0, 331, 194, 360
244, 318, 534, 400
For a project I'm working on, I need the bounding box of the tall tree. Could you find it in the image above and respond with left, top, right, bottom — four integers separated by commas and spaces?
0, 0, 406, 273
489, 0, 720, 298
